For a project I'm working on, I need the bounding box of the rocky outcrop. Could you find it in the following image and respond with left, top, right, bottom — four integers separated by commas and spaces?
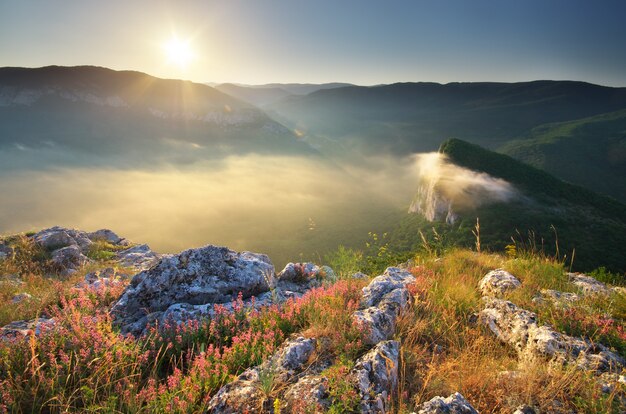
276, 262, 336, 296
352, 340, 400, 414
414, 392, 478, 414
478, 269, 521, 297
28, 226, 158, 276
116, 244, 160, 271
207, 336, 318, 413
409, 182, 458, 225
111, 245, 276, 335
479, 297, 624, 372
354, 267, 415, 345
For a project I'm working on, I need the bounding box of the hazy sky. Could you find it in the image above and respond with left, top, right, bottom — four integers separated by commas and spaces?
1, 0, 626, 86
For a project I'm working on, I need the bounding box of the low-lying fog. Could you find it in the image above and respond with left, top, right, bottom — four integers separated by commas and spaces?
0, 149, 517, 267
0, 153, 420, 267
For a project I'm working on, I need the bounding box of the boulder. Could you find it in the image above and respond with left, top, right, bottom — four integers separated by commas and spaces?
116, 244, 160, 271
277, 262, 336, 294
361, 267, 416, 308
478, 269, 521, 297
0, 243, 13, 260
111, 245, 275, 335
479, 298, 624, 372
88, 229, 122, 244
11, 292, 32, 303
51, 245, 89, 270
533, 289, 580, 307
354, 267, 414, 345
568, 273, 612, 295
415, 392, 478, 414
512, 405, 536, 414
282, 375, 330, 413
33, 227, 77, 250
207, 336, 318, 413
205, 367, 265, 414
351, 340, 399, 414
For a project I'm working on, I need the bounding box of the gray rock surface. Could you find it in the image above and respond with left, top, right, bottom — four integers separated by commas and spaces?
115, 244, 160, 271
111, 245, 275, 335
352, 340, 400, 414
34, 227, 77, 250
0, 243, 14, 260
282, 375, 330, 413
568, 273, 612, 295
534, 289, 580, 307
415, 392, 478, 414
207, 336, 318, 413
354, 267, 415, 345
51, 245, 89, 271
11, 292, 32, 303
0, 317, 55, 340
361, 267, 416, 308
478, 269, 521, 297
88, 229, 122, 244
479, 297, 624, 372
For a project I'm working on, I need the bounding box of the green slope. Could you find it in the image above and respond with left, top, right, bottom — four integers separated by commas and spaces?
499, 109, 626, 202
389, 139, 626, 274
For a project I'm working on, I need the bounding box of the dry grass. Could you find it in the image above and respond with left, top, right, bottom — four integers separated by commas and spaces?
395, 249, 625, 414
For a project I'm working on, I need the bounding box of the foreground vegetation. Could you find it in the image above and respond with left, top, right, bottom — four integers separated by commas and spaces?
0, 235, 624, 413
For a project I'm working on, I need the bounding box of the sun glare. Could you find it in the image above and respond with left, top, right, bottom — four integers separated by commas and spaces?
163, 37, 194, 68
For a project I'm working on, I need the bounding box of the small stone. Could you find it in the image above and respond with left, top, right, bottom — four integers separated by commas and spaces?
512, 405, 536, 414
11, 292, 32, 303
416, 392, 478, 414
88, 229, 122, 244
479, 269, 521, 297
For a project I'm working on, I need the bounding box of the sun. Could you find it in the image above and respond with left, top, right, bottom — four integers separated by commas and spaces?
163, 37, 194, 68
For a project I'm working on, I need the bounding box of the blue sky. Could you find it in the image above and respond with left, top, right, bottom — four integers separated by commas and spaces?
1, 0, 625, 86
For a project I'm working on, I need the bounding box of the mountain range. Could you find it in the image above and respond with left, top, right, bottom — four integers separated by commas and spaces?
1, 65, 626, 272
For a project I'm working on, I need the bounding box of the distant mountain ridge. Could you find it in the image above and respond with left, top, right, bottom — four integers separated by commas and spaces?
214, 82, 353, 106
394, 139, 626, 273
267, 80, 626, 201
0, 66, 315, 170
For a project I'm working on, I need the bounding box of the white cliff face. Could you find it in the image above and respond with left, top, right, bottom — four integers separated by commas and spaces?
408, 179, 458, 225
408, 152, 517, 225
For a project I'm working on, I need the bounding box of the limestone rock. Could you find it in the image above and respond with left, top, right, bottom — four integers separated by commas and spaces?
351, 340, 399, 414
0, 317, 55, 340
111, 245, 275, 335
115, 244, 160, 271
11, 292, 32, 303
479, 298, 624, 372
361, 267, 416, 308
415, 392, 478, 414
205, 368, 265, 414
0, 243, 13, 260
277, 262, 336, 294
282, 375, 330, 413
568, 273, 612, 295
478, 269, 521, 296
512, 405, 536, 414
534, 289, 580, 307
207, 336, 318, 413
88, 229, 122, 244
51, 245, 89, 270
355, 267, 414, 345
33, 227, 77, 250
